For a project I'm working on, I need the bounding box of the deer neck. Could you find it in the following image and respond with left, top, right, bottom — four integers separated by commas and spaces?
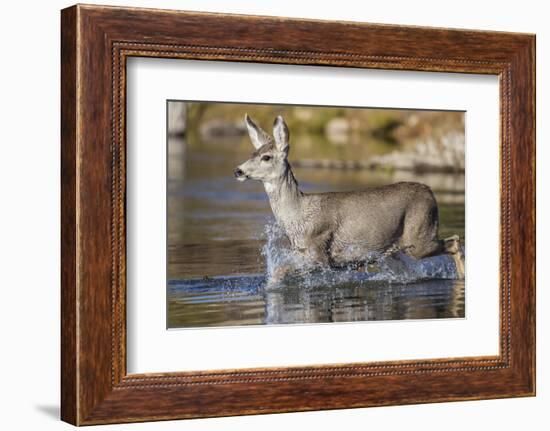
263, 165, 303, 226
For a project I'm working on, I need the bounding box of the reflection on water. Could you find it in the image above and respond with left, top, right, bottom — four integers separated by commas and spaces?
168, 276, 465, 328
168, 134, 465, 328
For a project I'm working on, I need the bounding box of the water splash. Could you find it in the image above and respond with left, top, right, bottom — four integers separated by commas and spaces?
260, 220, 462, 289
261, 220, 305, 280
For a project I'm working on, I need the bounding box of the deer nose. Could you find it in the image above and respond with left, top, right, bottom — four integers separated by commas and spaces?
234, 168, 244, 178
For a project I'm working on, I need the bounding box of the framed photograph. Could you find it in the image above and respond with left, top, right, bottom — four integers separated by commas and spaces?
61, 4, 535, 425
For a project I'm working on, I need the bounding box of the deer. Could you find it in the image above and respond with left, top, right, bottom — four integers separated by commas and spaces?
234, 114, 465, 282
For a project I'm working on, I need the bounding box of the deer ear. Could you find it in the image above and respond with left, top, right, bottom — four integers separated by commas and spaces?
273, 116, 289, 153
244, 114, 269, 150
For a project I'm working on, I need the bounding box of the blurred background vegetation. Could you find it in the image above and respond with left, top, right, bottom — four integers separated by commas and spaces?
168, 101, 465, 173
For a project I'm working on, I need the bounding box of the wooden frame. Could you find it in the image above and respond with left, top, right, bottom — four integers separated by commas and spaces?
61, 4, 535, 425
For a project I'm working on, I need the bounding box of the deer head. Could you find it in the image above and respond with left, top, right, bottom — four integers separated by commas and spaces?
234, 114, 290, 183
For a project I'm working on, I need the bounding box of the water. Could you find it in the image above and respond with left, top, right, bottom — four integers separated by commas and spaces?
168, 277, 464, 327
168, 134, 465, 329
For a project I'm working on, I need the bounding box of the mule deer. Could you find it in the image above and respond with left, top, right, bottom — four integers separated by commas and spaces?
234, 114, 465, 281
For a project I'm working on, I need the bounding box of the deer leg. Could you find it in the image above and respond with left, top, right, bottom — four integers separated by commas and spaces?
267, 235, 332, 287
382, 243, 416, 260
305, 243, 331, 268
443, 234, 465, 279
304, 233, 333, 269
358, 243, 410, 274
398, 235, 465, 280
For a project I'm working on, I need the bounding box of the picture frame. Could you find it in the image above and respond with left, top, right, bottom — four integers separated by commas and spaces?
61, 4, 535, 425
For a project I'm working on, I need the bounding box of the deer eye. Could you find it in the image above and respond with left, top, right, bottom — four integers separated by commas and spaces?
261, 155, 272, 162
